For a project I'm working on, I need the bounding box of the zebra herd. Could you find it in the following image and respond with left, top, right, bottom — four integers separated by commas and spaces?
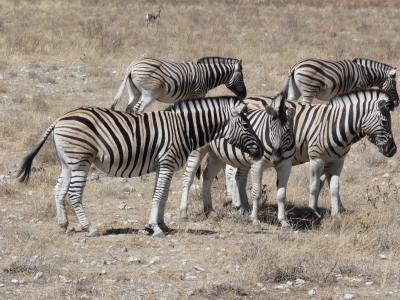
18, 56, 398, 237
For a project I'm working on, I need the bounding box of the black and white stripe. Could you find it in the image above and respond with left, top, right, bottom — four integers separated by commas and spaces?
18, 97, 263, 237
179, 92, 296, 230
283, 58, 399, 106
111, 57, 247, 113
224, 90, 396, 227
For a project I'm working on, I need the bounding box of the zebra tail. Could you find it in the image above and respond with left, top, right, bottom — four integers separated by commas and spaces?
282, 74, 291, 95
18, 123, 56, 184
111, 72, 130, 110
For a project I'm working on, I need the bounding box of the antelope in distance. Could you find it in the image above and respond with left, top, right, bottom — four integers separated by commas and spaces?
146, 10, 161, 27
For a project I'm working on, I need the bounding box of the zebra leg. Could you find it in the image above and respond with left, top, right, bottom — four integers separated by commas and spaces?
180, 147, 209, 221
68, 168, 99, 237
202, 153, 225, 215
284, 75, 302, 101
148, 166, 174, 237
222, 164, 234, 206
275, 162, 292, 228
249, 162, 265, 232
132, 90, 160, 114
235, 168, 251, 213
326, 160, 345, 216
125, 76, 142, 113
54, 167, 71, 231
308, 158, 325, 218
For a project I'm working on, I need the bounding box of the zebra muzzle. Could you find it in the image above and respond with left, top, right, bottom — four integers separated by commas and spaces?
270, 148, 283, 166
379, 139, 397, 157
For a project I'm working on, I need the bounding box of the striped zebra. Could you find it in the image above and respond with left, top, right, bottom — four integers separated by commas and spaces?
221, 89, 397, 227
180, 92, 296, 231
18, 97, 263, 237
111, 57, 247, 114
283, 58, 399, 106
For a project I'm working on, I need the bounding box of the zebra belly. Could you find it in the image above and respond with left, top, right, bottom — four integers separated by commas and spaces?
93, 155, 158, 178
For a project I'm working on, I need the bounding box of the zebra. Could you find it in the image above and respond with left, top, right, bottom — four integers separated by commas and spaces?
219, 89, 397, 228
283, 58, 399, 106
180, 92, 296, 231
111, 57, 247, 114
18, 96, 263, 238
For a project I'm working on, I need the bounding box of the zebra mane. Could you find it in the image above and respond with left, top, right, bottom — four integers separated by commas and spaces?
164, 96, 240, 113
196, 57, 240, 65
353, 58, 395, 71
329, 89, 394, 111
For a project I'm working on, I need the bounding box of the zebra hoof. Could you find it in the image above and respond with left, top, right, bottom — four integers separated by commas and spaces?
158, 223, 170, 233
280, 226, 292, 233
65, 224, 75, 234
221, 196, 232, 207
152, 229, 166, 238
252, 224, 262, 233
58, 220, 68, 230
280, 220, 291, 228
87, 228, 100, 237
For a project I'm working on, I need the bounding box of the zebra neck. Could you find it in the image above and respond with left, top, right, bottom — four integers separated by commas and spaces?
358, 64, 385, 88
198, 63, 234, 89
184, 111, 229, 151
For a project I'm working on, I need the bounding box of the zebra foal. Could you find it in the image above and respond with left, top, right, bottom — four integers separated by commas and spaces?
111, 57, 247, 114
180, 92, 296, 231
283, 58, 399, 106
18, 97, 263, 237
225, 90, 397, 226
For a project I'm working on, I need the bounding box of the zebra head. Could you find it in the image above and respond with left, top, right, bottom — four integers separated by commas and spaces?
264, 91, 296, 166
353, 58, 399, 107
382, 67, 399, 107
225, 59, 247, 99
364, 93, 397, 157
225, 102, 263, 161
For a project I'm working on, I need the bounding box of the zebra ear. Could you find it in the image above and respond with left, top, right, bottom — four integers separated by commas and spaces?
232, 103, 247, 117
286, 107, 296, 119
389, 68, 396, 76
377, 99, 387, 111
265, 105, 277, 116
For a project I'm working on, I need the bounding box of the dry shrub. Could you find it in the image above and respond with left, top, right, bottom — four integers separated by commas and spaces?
195, 282, 247, 298
0, 183, 18, 198
4, 257, 38, 274
375, 230, 400, 251
336, 259, 366, 276
6, 31, 52, 55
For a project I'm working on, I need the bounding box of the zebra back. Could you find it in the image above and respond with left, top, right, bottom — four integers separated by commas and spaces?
353, 58, 394, 72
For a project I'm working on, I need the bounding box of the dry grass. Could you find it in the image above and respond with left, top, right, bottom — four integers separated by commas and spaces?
1, 0, 400, 299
